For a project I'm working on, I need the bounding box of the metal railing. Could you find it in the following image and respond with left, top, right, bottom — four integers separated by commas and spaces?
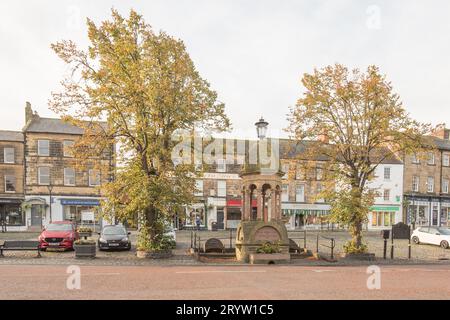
190, 229, 234, 252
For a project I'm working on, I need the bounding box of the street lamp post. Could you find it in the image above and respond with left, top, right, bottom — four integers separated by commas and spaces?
47, 184, 54, 223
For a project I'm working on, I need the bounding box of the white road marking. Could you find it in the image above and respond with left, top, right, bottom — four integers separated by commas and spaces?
311, 269, 335, 273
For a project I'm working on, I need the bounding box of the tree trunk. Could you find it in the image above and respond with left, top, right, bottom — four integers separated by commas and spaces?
144, 205, 158, 241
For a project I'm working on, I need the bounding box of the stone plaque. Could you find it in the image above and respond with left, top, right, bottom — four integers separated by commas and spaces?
254, 226, 281, 242
204, 238, 225, 253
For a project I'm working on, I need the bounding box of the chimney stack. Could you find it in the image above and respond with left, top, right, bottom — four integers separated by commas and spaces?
431, 123, 449, 140
25, 101, 33, 124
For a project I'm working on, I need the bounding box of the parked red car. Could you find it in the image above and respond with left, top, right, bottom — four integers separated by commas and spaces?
38, 221, 79, 250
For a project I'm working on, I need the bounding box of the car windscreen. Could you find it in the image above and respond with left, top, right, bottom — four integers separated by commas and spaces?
103, 227, 127, 235
438, 228, 450, 235
46, 224, 73, 231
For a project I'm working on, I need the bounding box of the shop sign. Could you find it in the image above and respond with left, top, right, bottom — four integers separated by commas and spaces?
370, 206, 399, 212
60, 199, 100, 206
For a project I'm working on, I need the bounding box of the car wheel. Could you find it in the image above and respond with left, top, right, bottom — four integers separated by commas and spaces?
412, 236, 420, 244
440, 241, 449, 249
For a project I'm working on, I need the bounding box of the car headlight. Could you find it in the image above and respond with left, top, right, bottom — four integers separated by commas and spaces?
121, 237, 129, 242
99, 238, 107, 243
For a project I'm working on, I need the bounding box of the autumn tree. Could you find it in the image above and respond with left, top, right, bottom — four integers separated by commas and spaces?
287, 64, 430, 253
49, 9, 230, 251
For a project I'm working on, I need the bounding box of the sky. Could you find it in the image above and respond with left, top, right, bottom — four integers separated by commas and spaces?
0, 0, 449, 140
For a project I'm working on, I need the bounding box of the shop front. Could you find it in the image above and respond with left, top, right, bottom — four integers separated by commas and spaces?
59, 198, 102, 230
405, 195, 444, 228
369, 205, 401, 229
282, 203, 331, 230
0, 198, 25, 231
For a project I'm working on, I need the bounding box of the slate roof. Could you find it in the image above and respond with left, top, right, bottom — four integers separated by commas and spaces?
23, 117, 106, 135
0, 130, 24, 142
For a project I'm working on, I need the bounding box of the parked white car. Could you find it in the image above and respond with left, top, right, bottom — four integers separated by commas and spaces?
411, 227, 450, 249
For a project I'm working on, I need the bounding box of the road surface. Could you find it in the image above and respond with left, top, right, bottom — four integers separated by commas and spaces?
0, 264, 449, 299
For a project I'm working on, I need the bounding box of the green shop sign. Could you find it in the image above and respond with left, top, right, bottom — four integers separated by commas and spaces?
370, 206, 400, 212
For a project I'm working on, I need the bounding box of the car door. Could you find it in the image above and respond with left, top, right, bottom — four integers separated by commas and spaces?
427, 227, 441, 245
419, 227, 432, 244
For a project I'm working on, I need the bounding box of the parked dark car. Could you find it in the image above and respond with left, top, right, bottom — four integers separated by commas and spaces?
98, 225, 131, 251
38, 221, 79, 250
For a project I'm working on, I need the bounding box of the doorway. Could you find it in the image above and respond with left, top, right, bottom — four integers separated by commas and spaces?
216, 209, 224, 230
31, 205, 43, 227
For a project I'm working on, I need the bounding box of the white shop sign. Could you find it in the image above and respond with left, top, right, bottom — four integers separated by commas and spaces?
81, 211, 95, 221
202, 173, 241, 180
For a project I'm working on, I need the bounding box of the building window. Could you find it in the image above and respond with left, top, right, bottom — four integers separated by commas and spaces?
316, 167, 323, 180
383, 167, 391, 180
444, 154, 450, 167
412, 176, 419, 192
64, 168, 76, 186
89, 170, 101, 186
217, 180, 226, 197
427, 176, 434, 193
216, 159, 226, 173
296, 165, 305, 180
3, 148, 14, 164
194, 180, 203, 196
38, 140, 50, 156
443, 179, 449, 194
38, 167, 50, 185
282, 163, 289, 179
63, 140, 74, 157
427, 152, 435, 165
295, 185, 305, 202
316, 183, 324, 202
383, 189, 390, 201
281, 184, 289, 202
4, 176, 16, 193
411, 153, 420, 164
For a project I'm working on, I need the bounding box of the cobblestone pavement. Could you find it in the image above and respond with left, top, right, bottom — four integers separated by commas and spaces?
1, 229, 450, 265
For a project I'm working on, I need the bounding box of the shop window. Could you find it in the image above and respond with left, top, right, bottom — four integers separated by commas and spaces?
64, 168, 76, 186
63, 140, 74, 157
217, 180, 226, 197
2, 205, 24, 226
38, 167, 50, 185
227, 209, 241, 220
371, 211, 396, 227
3, 148, 14, 164
4, 176, 16, 193
89, 170, 101, 186
38, 140, 50, 156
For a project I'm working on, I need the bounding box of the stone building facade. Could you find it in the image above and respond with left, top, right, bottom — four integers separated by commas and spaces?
2, 102, 114, 231
0, 130, 25, 230
403, 125, 450, 228
180, 138, 404, 231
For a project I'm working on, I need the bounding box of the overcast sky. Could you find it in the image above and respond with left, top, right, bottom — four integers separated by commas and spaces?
1, 0, 449, 139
